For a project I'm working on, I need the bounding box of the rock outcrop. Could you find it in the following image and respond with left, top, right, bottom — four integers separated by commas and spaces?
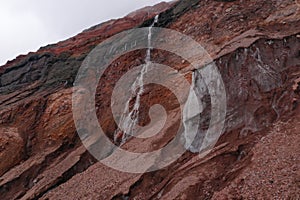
0, 0, 299, 199
0, 127, 24, 176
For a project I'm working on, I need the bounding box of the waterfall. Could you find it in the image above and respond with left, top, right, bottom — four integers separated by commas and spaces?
114, 15, 159, 145
183, 70, 206, 152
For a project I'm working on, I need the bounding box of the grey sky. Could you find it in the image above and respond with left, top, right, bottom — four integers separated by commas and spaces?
0, 0, 165, 66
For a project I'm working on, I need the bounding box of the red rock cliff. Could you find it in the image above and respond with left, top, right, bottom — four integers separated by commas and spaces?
0, 0, 299, 199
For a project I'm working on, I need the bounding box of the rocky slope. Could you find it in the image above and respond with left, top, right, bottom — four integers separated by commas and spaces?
0, 0, 300, 199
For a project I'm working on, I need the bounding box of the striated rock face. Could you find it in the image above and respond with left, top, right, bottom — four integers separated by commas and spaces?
0, 0, 299, 199
0, 127, 24, 176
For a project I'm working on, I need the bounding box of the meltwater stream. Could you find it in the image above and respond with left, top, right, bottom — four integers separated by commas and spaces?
114, 15, 159, 145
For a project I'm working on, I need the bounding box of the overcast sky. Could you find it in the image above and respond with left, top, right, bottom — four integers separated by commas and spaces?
0, 0, 165, 66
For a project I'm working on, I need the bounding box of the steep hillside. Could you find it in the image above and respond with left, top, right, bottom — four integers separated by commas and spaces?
0, 0, 299, 199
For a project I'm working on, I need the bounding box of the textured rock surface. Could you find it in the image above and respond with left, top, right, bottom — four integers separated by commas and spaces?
0, 127, 24, 176
0, 0, 299, 199
212, 113, 300, 199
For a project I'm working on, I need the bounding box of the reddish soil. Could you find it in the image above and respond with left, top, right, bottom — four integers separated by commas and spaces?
0, 0, 299, 199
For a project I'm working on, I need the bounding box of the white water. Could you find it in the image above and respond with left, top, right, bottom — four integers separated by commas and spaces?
114, 15, 159, 145
183, 70, 204, 152
183, 71, 197, 150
